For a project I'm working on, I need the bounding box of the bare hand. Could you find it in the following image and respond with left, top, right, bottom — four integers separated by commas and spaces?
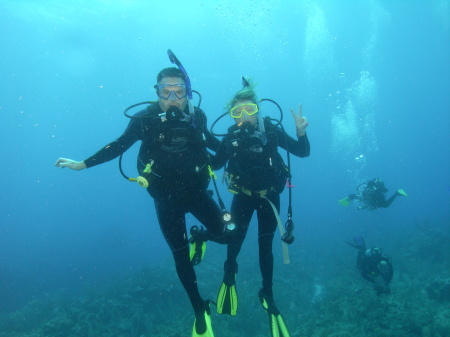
54, 158, 86, 171
290, 104, 308, 137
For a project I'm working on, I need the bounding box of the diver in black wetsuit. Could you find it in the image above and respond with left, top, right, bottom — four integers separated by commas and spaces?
55, 66, 226, 337
339, 178, 408, 210
349, 236, 393, 296
211, 79, 310, 336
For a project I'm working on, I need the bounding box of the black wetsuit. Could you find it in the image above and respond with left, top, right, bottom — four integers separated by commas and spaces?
84, 102, 224, 314
357, 250, 393, 295
354, 179, 398, 210
212, 119, 310, 296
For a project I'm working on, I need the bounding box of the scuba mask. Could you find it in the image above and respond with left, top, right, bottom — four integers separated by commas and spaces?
230, 103, 259, 118
366, 247, 382, 258
371, 247, 382, 257
154, 84, 187, 101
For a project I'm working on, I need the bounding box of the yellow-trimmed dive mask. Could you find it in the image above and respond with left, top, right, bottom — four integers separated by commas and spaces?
230, 103, 259, 118
154, 84, 187, 101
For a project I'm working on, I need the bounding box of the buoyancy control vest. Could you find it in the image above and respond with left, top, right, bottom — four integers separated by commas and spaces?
225, 117, 289, 193
136, 103, 211, 191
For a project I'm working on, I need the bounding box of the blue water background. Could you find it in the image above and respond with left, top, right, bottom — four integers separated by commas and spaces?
0, 0, 449, 313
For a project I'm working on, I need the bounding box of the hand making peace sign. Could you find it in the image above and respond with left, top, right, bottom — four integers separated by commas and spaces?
290, 104, 308, 137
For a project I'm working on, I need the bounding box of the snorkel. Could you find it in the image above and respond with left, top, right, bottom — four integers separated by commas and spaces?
241, 76, 267, 144
257, 109, 267, 145
167, 49, 195, 117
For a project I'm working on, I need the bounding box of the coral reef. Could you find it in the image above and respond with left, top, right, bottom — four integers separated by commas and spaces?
426, 277, 450, 303
0, 219, 448, 337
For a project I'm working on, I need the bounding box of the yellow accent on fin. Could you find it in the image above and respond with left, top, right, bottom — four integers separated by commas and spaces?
397, 189, 408, 197
190, 240, 206, 266
216, 281, 238, 316
338, 197, 350, 206
192, 303, 214, 337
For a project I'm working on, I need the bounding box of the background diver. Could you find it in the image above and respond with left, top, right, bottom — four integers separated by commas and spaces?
339, 178, 408, 210
348, 236, 393, 296
211, 77, 310, 337
55, 61, 229, 337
